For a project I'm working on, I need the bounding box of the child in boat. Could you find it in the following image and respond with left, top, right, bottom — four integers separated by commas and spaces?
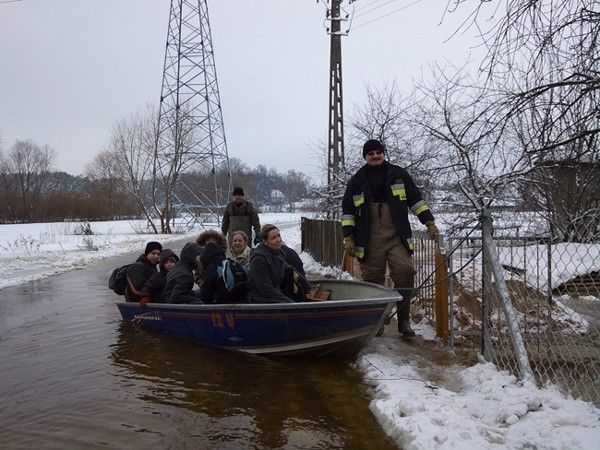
225, 230, 251, 268
125, 241, 162, 303
201, 242, 250, 304
163, 242, 204, 304
199, 242, 228, 304
139, 249, 179, 307
194, 229, 228, 288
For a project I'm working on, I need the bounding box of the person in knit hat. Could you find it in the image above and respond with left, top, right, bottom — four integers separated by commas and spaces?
341, 139, 439, 337
139, 248, 179, 307
221, 187, 261, 247
124, 241, 163, 303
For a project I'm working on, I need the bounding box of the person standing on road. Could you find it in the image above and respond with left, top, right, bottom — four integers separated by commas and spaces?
341, 139, 439, 336
221, 187, 261, 247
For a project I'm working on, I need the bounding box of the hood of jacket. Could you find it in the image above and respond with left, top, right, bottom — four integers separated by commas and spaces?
179, 242, 203, 269
159, 248, 179, 269
200, 242, 225, 268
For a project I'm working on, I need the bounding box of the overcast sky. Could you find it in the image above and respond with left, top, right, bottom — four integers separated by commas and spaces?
0, 0, 484, 178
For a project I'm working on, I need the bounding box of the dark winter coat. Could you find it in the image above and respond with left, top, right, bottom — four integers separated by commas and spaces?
163, 242, 203, 304
341, 160, 434, 260
199, 243, 228, 304
125, 254, 159, 302
221, 200, 261, 243
140, 249, 179, 303
247, 244, 301, 304
281, 245, 306, 277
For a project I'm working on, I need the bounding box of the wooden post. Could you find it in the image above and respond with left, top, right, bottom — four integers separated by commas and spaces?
435, 250, 449, 341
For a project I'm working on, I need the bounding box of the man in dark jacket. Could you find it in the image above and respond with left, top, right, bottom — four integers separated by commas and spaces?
341, 139, 439, 336
221, 187, 261, 246
163, 242, 203, 304
125, 241, 162, 302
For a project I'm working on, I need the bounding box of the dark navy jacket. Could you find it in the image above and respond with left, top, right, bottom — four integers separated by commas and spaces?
341, 160, 434, 260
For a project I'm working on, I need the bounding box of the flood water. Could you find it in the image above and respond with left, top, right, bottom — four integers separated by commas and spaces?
0, 250, 398, 449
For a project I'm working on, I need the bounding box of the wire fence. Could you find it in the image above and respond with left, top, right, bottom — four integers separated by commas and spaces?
448, 218, 599, 406
300, 215, 600, 406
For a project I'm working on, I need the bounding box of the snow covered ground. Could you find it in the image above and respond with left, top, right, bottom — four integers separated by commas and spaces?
1, 213, 598, 449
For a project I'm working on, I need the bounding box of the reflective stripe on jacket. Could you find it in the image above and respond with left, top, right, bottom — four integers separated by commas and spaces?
341, 160, 434, 260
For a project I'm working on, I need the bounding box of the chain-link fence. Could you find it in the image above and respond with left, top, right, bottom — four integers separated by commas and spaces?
299, 216, 599, 405
448, 214, 599, 406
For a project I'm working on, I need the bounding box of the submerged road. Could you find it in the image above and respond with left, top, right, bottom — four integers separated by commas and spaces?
0, 240, 398, 449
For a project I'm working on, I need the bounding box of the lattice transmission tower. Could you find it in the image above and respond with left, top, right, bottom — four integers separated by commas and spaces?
155, 0, 232, 228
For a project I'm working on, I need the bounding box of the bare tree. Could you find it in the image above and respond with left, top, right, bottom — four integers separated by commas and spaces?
107, 110, 158, 233
3, 140, 56, 221
445, 0, 600, 237
280, 170, 311, 212
85, 149, 136, 217
348, 81, 444, 191
416, 67, 533, 204
517, 97, 600, 242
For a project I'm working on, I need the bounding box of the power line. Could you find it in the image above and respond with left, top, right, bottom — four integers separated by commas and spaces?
351, 0, 424, 30
353, 0, 389, 14
353, 0, 397, 20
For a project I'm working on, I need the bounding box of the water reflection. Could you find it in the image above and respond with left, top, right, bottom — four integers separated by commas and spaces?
0, 251, 397, 449
110, 322, 397, 449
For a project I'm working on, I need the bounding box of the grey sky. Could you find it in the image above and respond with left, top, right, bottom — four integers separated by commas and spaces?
0, 0, 481, 178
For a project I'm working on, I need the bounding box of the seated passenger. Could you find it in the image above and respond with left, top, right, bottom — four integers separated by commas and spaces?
139, 248, 179, 307
194, 229, 228, 288
125, 241, 162, 303
199, 242, 228, 304
163, 242, 203, 304
225, 230, 251, 268
281, 243, 306, 277
247, 224, 311, 303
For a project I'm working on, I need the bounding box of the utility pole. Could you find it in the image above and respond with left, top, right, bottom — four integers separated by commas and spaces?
324, 0, 346, 218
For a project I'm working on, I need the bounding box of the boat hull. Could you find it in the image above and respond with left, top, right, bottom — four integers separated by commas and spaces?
117, 279, 398, 357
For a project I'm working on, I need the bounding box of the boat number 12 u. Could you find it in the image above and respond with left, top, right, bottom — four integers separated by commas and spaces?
210, 312, 235, 328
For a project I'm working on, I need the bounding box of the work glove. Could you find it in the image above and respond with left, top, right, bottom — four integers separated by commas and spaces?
253, 236, 261, 246
426, 221, 439, 240
140, 297, 152, 308
343, 236, 356, 257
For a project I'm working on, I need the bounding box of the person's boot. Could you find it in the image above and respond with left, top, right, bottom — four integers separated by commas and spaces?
397, 299, 415, 337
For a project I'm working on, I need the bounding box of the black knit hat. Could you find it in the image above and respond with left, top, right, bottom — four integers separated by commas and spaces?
232, 187, 244, 196
362, 139, 385, 158
144, 241, 162, 255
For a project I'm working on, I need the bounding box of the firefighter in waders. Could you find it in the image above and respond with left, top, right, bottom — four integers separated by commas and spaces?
341, 139, 439, 337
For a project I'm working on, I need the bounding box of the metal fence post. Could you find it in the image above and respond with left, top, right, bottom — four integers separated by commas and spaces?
481, 207, 493, 362
482, 207, 535, 383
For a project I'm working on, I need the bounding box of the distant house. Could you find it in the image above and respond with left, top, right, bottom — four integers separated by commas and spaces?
261, 189, 286, 212
270, 189, 285, 204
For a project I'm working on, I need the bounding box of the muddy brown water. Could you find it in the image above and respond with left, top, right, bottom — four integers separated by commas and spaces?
0, 247, 398, 449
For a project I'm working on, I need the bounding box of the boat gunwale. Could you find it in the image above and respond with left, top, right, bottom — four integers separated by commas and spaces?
116, 279, 401, 311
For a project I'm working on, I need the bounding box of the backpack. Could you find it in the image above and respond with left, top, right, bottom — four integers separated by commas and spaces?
281, 264, 310, 302
216, 259, 250, 302
108, 265, 129, 296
